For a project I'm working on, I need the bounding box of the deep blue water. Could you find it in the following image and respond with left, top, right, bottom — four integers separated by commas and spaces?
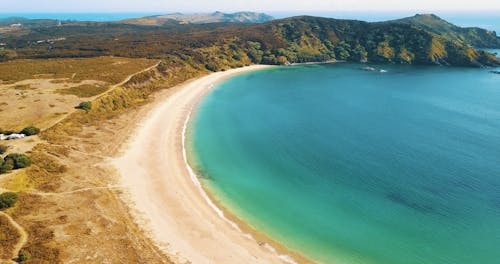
190, 63, 500, 264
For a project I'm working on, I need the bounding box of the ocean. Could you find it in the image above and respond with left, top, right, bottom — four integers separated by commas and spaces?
189, 63, 500, 264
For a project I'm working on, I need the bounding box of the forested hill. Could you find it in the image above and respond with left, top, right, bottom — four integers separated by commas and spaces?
391, 14, 500, 48
0, 14, 499, 67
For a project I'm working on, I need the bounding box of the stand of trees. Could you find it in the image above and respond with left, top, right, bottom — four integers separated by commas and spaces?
0, 14, 498, 67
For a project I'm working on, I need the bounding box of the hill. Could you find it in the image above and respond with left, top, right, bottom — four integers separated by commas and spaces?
121, 11, 275, 26
0, 14, 499, 67
392, 14, 500, 48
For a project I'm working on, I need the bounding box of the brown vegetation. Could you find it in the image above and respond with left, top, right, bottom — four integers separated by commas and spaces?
0, 57, 158, 131
0, 213, 21, 260
0, 58, 209, 263
56, 84, 109, 98
0, 57, 157, 83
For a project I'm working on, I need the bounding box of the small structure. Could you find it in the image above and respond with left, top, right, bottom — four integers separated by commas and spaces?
361, 66, 388, 73
6, 134, 26, 140
9, 23, 22, 28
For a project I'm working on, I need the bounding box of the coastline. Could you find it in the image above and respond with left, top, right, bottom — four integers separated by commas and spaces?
112, 65, 313, 264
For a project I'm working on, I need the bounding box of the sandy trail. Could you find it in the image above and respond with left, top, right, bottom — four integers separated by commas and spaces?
113, 65, 301, 264
0, 211, 28, 263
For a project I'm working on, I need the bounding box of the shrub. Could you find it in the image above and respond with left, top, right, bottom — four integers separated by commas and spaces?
0, 144, 7, 154
0, 160, 13, 173
20, 126, 40, 136
76, 101, 92, 111
0, 192, 18, 209
18, 250, 31, 262
0, 129, 14, 135
4, 153, 31, 169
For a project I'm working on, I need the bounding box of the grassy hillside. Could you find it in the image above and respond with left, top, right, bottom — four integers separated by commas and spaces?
0, 14, 499, 67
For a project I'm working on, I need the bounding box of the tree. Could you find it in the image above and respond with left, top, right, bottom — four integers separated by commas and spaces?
4, 153, 31, 169
334, 41, 352, 60
0, 159, 14, 174
76, 101, 92, 111
18, 250, 31, 262
0, 192, 18, 209
352, 44, 368, 62
20, 126, 40, 136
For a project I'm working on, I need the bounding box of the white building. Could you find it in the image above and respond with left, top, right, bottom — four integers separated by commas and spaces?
6, 134, 26, 140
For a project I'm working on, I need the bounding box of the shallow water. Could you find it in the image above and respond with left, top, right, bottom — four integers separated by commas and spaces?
189, 63, 500, 264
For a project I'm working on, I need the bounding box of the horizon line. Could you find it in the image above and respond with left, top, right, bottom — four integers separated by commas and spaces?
1, 9, 500, 14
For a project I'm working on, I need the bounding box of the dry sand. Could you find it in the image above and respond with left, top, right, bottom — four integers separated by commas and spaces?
113, 65, 302, 264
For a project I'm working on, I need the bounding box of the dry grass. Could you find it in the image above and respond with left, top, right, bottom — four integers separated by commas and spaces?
13, 84, 34, 90
0, 57, 158, 131
0, 213, 20, 260
2, 170, 34, 192
55, 84, 109, 98
11, 193, 60, 263
0, 59, 206, 264
0, 57, 158, 83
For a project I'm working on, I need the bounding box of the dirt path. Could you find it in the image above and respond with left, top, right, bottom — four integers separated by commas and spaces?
0, 211, 28, 263
42, 60, 161, 132
97, 60, 161, 99
28, 186, 122, 196
0, 60, 162, 263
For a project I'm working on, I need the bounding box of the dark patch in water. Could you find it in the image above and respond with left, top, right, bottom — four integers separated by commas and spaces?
421, 185, 446, 197
490, 197, 500, 211
386, 192, 436, 214
193, 167, 212, 180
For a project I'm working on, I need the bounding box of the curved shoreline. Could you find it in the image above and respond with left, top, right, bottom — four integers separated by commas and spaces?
182, 112, 296, 264
113, 65, 312, 263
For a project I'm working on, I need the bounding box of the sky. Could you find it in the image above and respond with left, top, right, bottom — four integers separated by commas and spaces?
1, 0, 500, 13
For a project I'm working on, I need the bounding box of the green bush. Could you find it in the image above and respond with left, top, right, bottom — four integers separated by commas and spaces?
18, 250, 31, 262
0, 192, 18, 209
76, 101, 92, 111
0, 159, 14, 174
4, 153, 31, 169
20, 126, 40, 136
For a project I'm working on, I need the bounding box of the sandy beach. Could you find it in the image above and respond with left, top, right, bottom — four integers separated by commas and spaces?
113, 65, 305, 264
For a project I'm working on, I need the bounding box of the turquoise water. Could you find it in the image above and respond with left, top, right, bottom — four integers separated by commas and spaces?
189, 63, 500, 264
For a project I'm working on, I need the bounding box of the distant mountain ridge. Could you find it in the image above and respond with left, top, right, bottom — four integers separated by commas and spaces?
121, 11, 275, 26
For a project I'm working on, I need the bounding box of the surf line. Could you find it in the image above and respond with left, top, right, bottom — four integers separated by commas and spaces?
181, 84, 297, 264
